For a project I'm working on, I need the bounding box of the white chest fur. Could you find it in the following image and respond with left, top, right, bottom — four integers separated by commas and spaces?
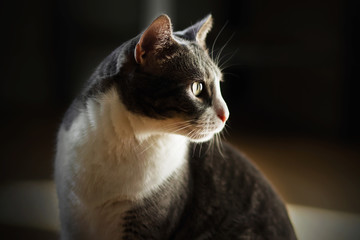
55, 88, 189, 239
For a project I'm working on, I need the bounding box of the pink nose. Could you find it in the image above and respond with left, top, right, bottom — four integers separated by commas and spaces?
218, 114, 227, 122
217, 109, 228, 123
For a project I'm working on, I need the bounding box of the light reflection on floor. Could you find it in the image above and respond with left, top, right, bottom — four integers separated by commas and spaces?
0, 181, 59, 231
0, 181, 359, 240
287, 204, 360, 240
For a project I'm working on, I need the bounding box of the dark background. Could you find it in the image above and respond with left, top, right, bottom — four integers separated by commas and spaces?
0, 0, 359, 238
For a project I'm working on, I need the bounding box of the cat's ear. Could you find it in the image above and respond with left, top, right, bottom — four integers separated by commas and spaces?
135, 14, 175, 64
179, 14, 213, 49
195, 14, 213, 48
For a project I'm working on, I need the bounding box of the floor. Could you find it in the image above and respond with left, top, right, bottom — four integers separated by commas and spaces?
228, 133, 360, 214
0, 181, 360, 240
1, 108, 360, 239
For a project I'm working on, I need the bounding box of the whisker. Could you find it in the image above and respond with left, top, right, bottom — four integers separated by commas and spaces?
187, 128, 197, 139
134, 136, 151, 152
198, 141, 203, 157
222, 124, 230, 136
215, 32, 235, 65
219, 48, 239, 71
192, 142, 197, 157
157, 121, 193, 133
168, 124, 193, 134
216, 133, 225, 158
218, 49, 237, 69
134, 120, 196, 155
211, 135, 216, 157
138, 142, 155, 155
211, 21, 228, 61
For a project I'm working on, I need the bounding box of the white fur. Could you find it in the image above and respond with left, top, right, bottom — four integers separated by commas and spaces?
55, 87, 189, 240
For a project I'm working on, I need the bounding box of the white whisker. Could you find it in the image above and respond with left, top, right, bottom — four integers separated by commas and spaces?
211, 21, 228, 61
215, 32, 235, 65
219, 48, 239, 71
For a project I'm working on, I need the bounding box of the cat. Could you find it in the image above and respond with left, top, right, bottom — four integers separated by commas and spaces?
55, 14, 297, 240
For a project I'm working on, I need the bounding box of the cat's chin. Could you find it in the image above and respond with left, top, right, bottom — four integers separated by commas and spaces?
187, 124, 225, 143
188, 133, 215, 143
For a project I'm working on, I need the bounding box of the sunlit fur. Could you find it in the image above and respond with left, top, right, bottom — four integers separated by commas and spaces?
55, 14, 296, 240
55, 15, 229, 240
55, 87, 190, 239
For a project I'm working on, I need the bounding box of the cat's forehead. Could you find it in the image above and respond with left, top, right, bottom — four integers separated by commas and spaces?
190, 44, 222, 82
168, 38, 222, 82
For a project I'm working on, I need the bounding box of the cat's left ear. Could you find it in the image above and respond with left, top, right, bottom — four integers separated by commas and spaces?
134, 14, 176, 64
179, 14, 213, 49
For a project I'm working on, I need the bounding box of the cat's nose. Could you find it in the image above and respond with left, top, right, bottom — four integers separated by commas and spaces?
214, 94, 229, 123
217, 108, 229, 123
218, 113, 227, 122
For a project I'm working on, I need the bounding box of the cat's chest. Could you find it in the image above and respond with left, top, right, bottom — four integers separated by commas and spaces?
73, 128, 190, 205
70, 130, 190, 239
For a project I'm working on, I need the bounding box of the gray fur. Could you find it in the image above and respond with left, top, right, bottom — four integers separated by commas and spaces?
120, 142, 297, 239
58, 14, 297, 239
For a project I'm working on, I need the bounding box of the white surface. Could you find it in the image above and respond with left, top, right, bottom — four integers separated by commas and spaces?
288, 204, 360, 240
0, 181, 360, 239
0, 181, 59, 231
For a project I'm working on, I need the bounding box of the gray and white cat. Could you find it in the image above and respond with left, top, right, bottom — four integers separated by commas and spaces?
55, 14, 297, 240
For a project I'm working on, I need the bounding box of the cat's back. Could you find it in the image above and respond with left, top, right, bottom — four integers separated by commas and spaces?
174, 141, 297, 240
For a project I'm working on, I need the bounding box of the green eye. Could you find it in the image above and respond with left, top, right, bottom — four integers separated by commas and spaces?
191, 82, 203, 96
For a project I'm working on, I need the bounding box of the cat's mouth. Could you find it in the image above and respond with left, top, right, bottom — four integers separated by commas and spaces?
178, 121, 225, 142
190, 126, 224, 142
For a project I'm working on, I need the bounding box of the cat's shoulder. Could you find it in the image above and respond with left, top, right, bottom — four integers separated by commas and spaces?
182, 141, 296, 239
190, 141, 263, 179
62, 98, 83, 131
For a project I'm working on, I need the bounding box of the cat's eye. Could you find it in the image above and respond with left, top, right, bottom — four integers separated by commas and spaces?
191, 82, 203, 96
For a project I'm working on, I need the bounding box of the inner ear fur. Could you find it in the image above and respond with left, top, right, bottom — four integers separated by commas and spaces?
196, 14, 213, 49
135, 14, 176, 64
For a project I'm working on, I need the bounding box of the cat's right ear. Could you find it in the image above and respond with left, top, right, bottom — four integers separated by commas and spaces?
134, 15, 175, 64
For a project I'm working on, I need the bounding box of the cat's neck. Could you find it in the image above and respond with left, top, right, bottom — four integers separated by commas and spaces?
68, 87, 189, 205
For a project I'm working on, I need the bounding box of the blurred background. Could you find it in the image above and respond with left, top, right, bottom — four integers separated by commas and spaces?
0, 0, 359, 239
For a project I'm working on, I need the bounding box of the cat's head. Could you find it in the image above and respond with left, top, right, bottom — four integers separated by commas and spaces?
117, 14, 229, 143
